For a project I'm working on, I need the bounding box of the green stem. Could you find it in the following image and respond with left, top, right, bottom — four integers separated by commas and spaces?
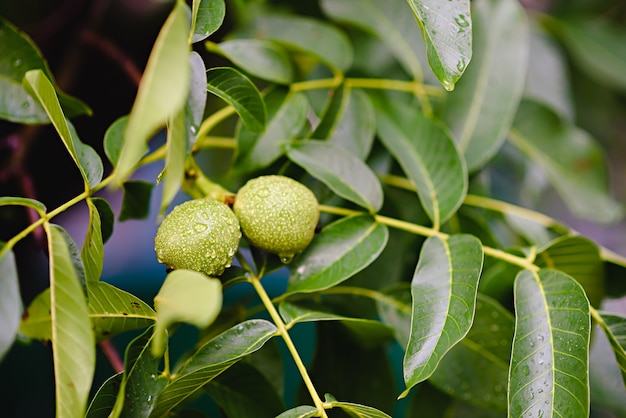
196, 106, 237, 140
318, 204, 537, 271
463, 194, 560, 229
345, 77, 443, 98
248, 276, 328, 417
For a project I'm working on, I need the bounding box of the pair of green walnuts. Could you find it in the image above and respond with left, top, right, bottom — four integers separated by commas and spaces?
154, 175, 320, 277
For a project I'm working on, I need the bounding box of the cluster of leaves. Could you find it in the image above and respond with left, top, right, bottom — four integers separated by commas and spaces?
2, 0, 626, 417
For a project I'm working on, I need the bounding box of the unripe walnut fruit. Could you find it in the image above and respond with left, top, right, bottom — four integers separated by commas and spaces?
154, 198, 241, 276
233, 175, 319, 260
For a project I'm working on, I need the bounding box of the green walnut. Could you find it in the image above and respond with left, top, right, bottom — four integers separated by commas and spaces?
233, 175, 319, 261
154, 198, 241, 276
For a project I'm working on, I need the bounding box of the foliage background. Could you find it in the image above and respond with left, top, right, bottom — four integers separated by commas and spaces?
1, 0, 626, 417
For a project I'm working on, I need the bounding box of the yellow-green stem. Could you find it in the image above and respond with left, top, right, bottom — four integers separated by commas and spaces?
318, 204, 537, 271
196, 106, 237, 140
248, 276, 328, 417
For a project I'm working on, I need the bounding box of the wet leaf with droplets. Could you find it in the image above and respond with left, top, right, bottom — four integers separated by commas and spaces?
286, 215, 388, 295
108, 326, 167, 417
405, 0, 473, 90
509, 269, 590, 418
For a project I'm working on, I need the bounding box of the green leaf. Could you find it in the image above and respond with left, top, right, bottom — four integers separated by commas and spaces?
320, 0, 426, 80
190, 0, 225, 43
405, 0, 472, 90
204, 362, 285, 418
401, 234, 483, 397
82, 200, 104, 283
509, 269, 591, 418
286, 141, 383, 212
0, 196, 46, 213
234, 92, 308, 174
250, 14, 353, 72
110, 326, 167, 418
86, 373, 123, 418
206, 67, 266, 132
551, 16, 626, 92
0, 17, 90, 123
186, 52, 208, 144
152, 270, 222, 357
20, 281, 155, 342
536, 236, 604, 308
525, 26, 574, 121
149, 319, 277, 416
46, 223, 95, 418
287, 215, 389, 295
160, 52, 207, 215
57, 225, 87, 289
92, 197, 115, 244
89, 281, 156, 342
208, 39, 293, 84
0, 251, 21, 361
113, 0, 190, 185
18, 288, 52, 340
374, 96, 467, 227
275, 406, 317, 418
510, 100, 623, 224
23, 69, 103, 188
119, 180, 153, 221
104, 116, 128, 167
595, 312, 626, 387
429, 294, 513, 412
441, 0, 529, 172
327, 89, 376, 160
